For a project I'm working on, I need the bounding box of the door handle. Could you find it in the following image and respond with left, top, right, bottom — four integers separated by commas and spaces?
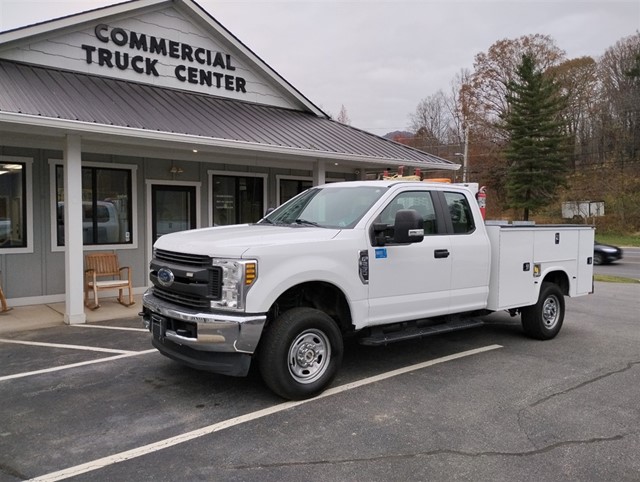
434, 249, 450, 259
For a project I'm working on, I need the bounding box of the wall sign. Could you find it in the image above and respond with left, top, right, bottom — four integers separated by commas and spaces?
81, 24, 247, 93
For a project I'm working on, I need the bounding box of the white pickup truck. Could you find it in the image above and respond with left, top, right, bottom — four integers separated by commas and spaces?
142, 180, 594, 399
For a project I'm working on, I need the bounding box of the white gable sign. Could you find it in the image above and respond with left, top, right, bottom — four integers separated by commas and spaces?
87, 23, 245, 92
0, 7, 298, 110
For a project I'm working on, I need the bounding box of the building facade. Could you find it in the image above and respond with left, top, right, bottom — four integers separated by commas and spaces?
0, 0, 456, 323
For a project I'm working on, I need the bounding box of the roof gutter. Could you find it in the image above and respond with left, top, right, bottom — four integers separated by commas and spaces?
0, 112, 460, 170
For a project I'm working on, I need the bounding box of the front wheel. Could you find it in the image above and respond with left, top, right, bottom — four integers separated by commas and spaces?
521, 282, 565, 340
258, 307, 343, 400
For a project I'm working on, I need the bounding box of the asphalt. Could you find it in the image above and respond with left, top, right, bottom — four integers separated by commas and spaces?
0, 294, 143, 335
1, 282, 639, 481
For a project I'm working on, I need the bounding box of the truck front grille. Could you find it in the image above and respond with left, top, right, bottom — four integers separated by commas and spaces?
150, 250, 222, 310
155, 249, 210, 267
152, 286, 211, 310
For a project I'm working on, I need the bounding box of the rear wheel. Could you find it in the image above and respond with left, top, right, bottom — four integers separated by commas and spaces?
593, 252, 603, 265
258, 307, 343, 400
521, 282, 565, 340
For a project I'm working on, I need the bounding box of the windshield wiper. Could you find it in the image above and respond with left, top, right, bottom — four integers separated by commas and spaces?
293, 218, 321, 227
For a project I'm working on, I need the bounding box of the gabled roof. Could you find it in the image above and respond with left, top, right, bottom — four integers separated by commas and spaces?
0, 0, 326, 117
0, 0, 458, 170
0, 60, 457, 169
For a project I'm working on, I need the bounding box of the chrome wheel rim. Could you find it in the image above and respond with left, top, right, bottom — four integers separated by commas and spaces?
542, 295, 560, 329
288, 329, 331, 384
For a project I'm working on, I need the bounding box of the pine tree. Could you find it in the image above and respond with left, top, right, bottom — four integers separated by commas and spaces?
503, 54, 570, 220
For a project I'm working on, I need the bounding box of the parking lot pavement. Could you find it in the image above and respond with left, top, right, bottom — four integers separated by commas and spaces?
1, 282, 639, 481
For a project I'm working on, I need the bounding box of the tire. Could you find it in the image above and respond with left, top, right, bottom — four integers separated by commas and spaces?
593, 252, 603, 265
521, 282, 565, 340
258, 307, 343, 400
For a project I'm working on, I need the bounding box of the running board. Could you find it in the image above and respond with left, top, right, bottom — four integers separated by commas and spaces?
358, 318, 484, 346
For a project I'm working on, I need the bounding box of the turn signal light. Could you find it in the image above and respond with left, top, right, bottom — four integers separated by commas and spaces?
245, 263, 257, 285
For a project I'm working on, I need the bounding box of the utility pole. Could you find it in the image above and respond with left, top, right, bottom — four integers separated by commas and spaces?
462, 125, 469, 183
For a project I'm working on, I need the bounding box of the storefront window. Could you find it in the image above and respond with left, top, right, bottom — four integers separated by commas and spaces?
212, 174, 264, 225
55, 165, 133, 245
279, 179, 312, 205
0, 162, 27, 248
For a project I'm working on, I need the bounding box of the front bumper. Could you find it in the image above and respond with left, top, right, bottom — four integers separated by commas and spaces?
142, 290, 266, 355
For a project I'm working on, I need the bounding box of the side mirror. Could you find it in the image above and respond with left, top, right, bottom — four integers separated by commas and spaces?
372, 223, 388, 246
394, 209, 424, 244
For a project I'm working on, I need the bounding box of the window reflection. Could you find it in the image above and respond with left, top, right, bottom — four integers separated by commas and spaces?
0, 163, 26, 248
55, 165, 132, 245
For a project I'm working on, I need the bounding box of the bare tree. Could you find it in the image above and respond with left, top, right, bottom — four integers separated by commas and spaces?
410, 90, 449, 144
548, 56, 599, 169
598, 32, 640, 164
464, 34, 565, 143
336, 104, 351, 125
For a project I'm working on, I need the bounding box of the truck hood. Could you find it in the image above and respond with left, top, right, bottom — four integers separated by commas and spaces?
154, 224, 341, 258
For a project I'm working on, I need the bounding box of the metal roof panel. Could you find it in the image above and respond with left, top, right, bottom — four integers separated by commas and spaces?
0, 60, 457, 169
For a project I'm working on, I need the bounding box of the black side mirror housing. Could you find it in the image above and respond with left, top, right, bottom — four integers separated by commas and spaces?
372, 223, 388, 246
393, 209, 424, 244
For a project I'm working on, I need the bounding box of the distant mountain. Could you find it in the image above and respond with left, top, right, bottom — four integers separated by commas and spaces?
383, 130, 414, 141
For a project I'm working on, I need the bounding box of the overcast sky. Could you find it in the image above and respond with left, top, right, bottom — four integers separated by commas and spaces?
0, 0, 638, 136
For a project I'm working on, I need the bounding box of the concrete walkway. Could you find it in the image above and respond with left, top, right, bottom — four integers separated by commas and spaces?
0, 294, 143, 335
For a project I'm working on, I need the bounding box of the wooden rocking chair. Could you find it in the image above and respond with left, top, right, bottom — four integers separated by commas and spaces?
84, 252, 134, 310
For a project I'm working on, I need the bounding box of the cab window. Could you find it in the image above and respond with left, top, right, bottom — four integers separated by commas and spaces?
444, 191, 475, 234
376, 191, 438, 235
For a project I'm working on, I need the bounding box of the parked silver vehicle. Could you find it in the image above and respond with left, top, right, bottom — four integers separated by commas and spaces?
57, 201, 121, 244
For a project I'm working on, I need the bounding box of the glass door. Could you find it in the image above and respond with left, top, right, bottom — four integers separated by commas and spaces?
151, 185, 196, 242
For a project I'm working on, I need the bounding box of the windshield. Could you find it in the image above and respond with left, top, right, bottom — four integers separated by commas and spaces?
261, 185, 387, 228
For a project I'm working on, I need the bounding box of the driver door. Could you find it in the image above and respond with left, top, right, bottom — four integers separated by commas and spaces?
367, 190, 452, 326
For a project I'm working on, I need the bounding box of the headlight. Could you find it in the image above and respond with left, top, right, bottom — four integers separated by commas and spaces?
211, 259, 257, 311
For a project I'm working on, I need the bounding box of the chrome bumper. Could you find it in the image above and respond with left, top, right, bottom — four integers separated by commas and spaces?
142, 290, 266, 354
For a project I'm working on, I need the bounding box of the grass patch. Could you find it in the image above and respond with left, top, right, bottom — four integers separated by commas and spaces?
595, 233, 640, 247
594, 274, 640, 284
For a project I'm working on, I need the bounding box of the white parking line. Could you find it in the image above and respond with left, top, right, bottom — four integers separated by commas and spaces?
0, 350, 157, 382
0, 338, 136, 354
72, 325, 148, 333
27, 344, 502, 482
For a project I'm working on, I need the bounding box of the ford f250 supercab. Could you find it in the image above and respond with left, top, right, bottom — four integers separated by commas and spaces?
141, 180, 594, 400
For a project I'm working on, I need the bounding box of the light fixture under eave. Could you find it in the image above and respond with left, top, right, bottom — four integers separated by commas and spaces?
169, 161, 184, 177
192, 149, 198, 153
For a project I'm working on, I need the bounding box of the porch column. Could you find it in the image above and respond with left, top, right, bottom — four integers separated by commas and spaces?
312, 159, 326, 186
64, 134, 86, 325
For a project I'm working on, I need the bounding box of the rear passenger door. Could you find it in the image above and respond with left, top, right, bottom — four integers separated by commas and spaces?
440, 190, 491, 312
367, 189, 452, 326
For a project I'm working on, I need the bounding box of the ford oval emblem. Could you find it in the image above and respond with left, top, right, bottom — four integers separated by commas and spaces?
157, 267, 175, 287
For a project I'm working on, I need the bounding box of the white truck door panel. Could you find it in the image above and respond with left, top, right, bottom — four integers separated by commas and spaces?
577, 229, 595, 295
485, 226, 537, 310
367, 190, 451, 326
448, 233, 491, 311
441, 191, 491, 312
368, 237, 452, 325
